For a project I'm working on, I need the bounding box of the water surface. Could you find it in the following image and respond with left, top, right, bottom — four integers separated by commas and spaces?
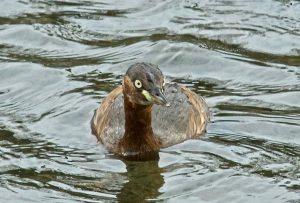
0, 0, 300, 202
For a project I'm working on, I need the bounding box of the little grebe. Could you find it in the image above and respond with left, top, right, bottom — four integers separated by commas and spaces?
91, 63, 209, 158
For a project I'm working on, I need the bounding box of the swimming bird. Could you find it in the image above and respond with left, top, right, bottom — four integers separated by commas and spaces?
91, 63, 209, 159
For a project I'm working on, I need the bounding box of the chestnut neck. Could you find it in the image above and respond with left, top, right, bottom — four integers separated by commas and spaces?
119, 89, 160, 156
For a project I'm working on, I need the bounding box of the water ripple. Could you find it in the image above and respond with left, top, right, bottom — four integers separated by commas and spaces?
1, 0, 300, 202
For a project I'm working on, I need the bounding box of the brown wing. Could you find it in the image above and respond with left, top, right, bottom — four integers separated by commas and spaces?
181, 85, 210, 136
152, 83, 209, 148
91, 85, 125, 151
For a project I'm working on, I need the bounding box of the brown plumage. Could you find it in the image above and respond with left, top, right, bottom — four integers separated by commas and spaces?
91, 63, 209, 159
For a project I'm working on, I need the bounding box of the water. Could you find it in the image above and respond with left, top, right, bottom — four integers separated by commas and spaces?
0, 0, 300, 202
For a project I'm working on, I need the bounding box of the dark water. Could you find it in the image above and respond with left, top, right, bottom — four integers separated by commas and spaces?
1, 0, 300, 202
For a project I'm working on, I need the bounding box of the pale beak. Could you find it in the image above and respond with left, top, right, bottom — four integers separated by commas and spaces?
150, 87, 168, 106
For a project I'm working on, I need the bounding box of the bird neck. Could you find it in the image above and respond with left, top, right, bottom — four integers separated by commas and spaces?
120, 93, 160, 156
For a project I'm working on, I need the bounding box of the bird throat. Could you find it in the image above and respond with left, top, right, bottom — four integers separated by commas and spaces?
119, 92, 160, 157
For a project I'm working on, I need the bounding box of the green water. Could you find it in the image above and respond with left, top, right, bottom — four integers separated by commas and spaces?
0, 0, 299, 202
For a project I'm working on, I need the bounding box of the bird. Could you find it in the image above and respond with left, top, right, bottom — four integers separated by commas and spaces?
91, 62, 209, 159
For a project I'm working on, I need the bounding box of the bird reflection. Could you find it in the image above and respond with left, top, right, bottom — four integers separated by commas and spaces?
117, 155, 164, 202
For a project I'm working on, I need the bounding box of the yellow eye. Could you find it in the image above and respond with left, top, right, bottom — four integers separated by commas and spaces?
134, 80, 142, 88
162, 78, 166, 87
